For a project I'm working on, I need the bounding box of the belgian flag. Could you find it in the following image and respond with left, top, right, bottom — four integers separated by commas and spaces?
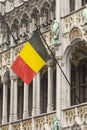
11, 31, 49, 85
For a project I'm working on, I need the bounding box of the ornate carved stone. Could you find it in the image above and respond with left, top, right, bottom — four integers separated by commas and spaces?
72, 122, 81, 130
3, 68, 10, 84
69, 27, 82, 42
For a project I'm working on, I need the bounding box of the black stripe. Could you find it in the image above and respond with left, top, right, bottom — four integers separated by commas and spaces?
29, 31, 50, 62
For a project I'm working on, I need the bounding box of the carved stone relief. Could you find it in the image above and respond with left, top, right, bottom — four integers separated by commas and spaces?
3, 68, 10, 84
72, 123, 81, 130
69, 27, 82, 42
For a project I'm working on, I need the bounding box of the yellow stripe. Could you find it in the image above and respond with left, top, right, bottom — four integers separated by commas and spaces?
19, 42, 46, 73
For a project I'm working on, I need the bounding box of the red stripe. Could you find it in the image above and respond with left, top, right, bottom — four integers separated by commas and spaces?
11, 56, 36, 85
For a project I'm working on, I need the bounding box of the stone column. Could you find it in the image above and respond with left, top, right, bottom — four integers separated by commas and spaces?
60, 0, 69, 17
10, 32, 14, 46
23, 83, 29, 119
13, 77, 18, 120
56, 57, 61, 121
32, 18, 35, 31
32, 77, 36, 116
9, 74, 14, 122
10, 46, 14, 122
32, 117, 35, 130
40, 16, 43, 25
56, 0, 60, 21
2, 83, 8, 124
36, 73, 40, 115
61, 58, 71, 109
10, 74, 18, 122
29, 19, 32, 33
47, 60, 54, 113
0, 2, 5, 16
65, 0, 70, 14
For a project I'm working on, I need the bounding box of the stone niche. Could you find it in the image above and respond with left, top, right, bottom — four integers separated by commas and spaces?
69, 27, 82, 42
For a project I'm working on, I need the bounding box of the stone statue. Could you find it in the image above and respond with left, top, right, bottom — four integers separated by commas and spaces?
52, 116, 59, 130
51, 19, 60, 45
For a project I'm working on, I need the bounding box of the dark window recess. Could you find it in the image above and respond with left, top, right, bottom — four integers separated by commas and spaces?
70, 0, 75, 12
82, 0, 87, 6
71, 59, 87, 105
71, 64, 76, 105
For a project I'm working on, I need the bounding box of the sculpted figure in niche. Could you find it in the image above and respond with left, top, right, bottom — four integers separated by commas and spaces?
51, 19, 61, 45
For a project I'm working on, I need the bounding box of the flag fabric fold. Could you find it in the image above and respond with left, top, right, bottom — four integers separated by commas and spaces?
11, 30, 49, 85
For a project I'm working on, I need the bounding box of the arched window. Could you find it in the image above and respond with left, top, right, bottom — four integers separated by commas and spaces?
40, 69, 48, 113
6, 23, 10, 44
40, 64, 56, 114
31, 7, 40, 25
70, 43, 87, 105
20, 13, 29, 33
11, 19, 19, 41
2, 23, 10, 47
41, 1, 51, 23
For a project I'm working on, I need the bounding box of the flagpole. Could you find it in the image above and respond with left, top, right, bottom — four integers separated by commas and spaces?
0, 9, 80, 103
35, 24, 81, 103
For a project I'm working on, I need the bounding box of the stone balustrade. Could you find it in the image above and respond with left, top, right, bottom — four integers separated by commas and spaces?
63, 103, 87, 130
0, 111, 56, 130
62, 6, 87, 53
63, 7, 85, 33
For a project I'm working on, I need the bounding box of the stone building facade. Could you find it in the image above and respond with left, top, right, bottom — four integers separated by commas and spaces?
0, 0, 87, 130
